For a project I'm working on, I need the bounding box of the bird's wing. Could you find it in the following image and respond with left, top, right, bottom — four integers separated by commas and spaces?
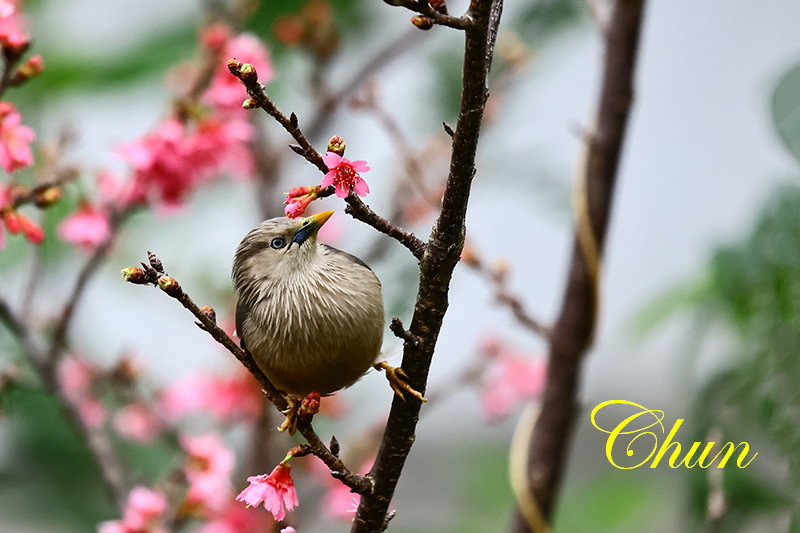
235, 299, 251, 350
321, 244, 378, 275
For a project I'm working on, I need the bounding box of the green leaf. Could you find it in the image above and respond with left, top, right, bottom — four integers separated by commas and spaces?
772, 61, 800, 165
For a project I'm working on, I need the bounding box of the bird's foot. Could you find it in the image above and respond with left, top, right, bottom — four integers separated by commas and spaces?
277, 397, 299, 436
374, 361, 427, 402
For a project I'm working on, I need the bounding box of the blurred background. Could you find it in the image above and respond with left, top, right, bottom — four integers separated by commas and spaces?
2, 0, 800, 531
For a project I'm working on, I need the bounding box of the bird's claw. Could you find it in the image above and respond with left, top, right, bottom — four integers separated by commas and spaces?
277, 397, 299, 435
375, 361, 427, 402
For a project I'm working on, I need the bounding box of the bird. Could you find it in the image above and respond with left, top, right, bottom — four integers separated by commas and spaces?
232, 210, 424, 432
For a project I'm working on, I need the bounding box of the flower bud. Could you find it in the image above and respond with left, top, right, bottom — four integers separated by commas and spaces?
299, 391, 321, 420
110, 355, 140, 384
411, 15, 434, 30
200, 305, 217, 324
242, 98, 258, 109
33, 186, 61, 208
238, 62, 258, 81
14, 54, 44, 83
491, 259, 510, 280
327, 136, 346, 156
157, 275, 182, 296
121, 267, 148, 284
226, 58, 242, 75
283, 185, 320, 219
429, 0, 448, 14
460, 242, 481, 268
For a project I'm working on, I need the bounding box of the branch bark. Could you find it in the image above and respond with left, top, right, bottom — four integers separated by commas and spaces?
510, 0, 647, 530
350, 0, 503, 531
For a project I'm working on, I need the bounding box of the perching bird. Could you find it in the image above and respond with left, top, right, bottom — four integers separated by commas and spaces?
232, 211, 423, 431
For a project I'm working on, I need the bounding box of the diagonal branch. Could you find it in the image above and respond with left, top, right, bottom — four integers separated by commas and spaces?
227, 61, 427, 260
48, 208, 132, 361
510, 1, 647, 530
0, 293, 129, 508
382, 0, 471, 30
122, 256, 373, 495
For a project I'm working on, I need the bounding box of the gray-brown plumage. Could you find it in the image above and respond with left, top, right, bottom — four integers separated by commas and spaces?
232, 211, 384, 398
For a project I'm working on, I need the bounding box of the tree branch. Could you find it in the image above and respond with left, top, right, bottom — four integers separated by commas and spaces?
344, 196, 426, 260
382, 0, 471, 30
510, 1, 647, 530
351, 0, 503, 530
0, 293, 129, 508
122, 254, 373, 495
48, 208, 131, 361
227, 62, 427, 260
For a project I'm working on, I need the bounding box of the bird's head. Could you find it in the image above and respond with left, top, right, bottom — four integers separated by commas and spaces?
232, 210, 334, 289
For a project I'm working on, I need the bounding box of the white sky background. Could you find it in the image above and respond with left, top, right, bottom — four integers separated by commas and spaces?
6, 0, 800, 531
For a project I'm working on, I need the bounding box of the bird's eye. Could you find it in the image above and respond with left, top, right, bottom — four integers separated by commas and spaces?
270, 237, 286, 249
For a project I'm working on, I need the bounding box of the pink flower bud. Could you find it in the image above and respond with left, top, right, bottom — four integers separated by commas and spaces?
14, 54, 44, 82
299, 391, 321, 419
327, 135, 346, 156
411, 15, 434, 30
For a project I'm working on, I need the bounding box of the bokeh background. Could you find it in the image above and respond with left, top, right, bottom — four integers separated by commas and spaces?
2, 0, 800, 531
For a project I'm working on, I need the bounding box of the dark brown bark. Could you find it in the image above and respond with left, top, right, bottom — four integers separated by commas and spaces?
351, 1, 503, 531
511, 0, 647, 530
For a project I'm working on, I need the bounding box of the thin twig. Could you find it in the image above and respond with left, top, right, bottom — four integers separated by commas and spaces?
0, 293, 129, 508
305, 29, 424, 141
510, 0, 647, 529
382, 0, 471, 30
344, 196, 426, 260
48, 207, 131, 361
9, 165, 79, 210
462, 252, 551, 340
228, 62, 428, 260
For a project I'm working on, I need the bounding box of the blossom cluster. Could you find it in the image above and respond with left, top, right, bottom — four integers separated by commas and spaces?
478, 334, 547, 420
283, 146, 371, 219
51, 23, 273, 251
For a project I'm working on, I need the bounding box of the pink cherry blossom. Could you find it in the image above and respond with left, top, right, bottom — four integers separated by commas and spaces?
113, 402, 163, 444
185, 470, 234, 515
57, 203, 111, 249
236, 463, 298, 521
118, 117, 253, 207
1, 208, 43, 245
203, 29, 273, 112
321, 152, 370, 198
57, 356, 107, 428
0, 1, 14, 18
180, 433, 235, 513
281, 528, 297, 533
0, 2, 28, 49
480, 351, 546, 421
0, 102, 34, 172
283, 186, 320, 219
12, 211, 43, 243
307, 455, 367, 520
159, 371, 262, 422
99, 486, 168, 533
57, 355, 95, 403
192, 503, 274, 533
323, 482, 359, 520
123, 486, 168, 530
182, 433, 235, 480
77, 397, 107, 428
